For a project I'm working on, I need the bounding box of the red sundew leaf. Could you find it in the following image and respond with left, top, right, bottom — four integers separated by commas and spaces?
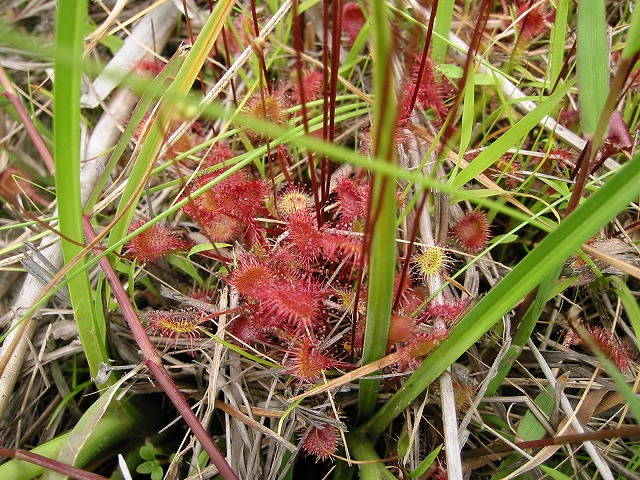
226, 255, 276, 299
286, 210, 327, 263
422, 297, 470, 324
289, 68, 324, 105
412, 245, 448, 279
515, 0, 554, 41
0, 166, 40, 204
449, 210, 492, 253
263, 279, 325, 330
300, 423, 340, 462
566, 325, 636, 373
606, 111, 633, 150
181, 168, 266, 240
342, 2, 366, 46
219, 14, 257, 55
134, 59, 165, 76
396, 326, 450, 370
202, 143, 235, 167
285, 336, 345, 382
243, 92, 288, 140
277, 186, 312, 219
335, 176, 368, 228
387, 314, 415, 345
145, 308, 208, 352
321, 231, 363, 262
124, 220, 192, 262
227, 315, 269, 345
219, 179, 269, 221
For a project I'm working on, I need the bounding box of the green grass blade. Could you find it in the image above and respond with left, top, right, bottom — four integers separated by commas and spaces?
549, 0, 570, 86
450, 79, 573, 188
347, 434, 397, 480
357, 0, 398, 422
432, 0, 455, 62
622, 1, 640, 58
54, 0, 109, 379
610, 276, 640, 341
576, 0, 608, 136
363, 152, 640, 440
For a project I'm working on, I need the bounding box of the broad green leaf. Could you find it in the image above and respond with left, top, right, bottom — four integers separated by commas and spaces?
576, 0, 609, 136
54, 0, 109, 379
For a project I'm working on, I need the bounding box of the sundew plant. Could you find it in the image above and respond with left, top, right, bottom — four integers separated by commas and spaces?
1, 0, 640, 479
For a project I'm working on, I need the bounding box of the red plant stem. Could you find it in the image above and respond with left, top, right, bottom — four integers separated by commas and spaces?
442, 0, 492, 145
320, 0, 331, 204
82, 216, 239, 480
463, 424, 640, 459
0, 447, 108, 480
292, 0, 322, 225
0, 66, 55, 176
407, 0, 438, 114
393, 191, 429, 311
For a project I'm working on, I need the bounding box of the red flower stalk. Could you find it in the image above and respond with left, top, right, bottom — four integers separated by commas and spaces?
285, 336, 344, 382
342, 2, 366, 46
124, 219, 192, 262
300, 422, 340, 462
449, 210, 492, 253
145, 308, 209, 352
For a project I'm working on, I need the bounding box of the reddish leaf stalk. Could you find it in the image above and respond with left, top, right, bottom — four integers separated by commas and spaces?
0, 446, 108, 480
0, 66, 55, 176
82, 216, 239, 480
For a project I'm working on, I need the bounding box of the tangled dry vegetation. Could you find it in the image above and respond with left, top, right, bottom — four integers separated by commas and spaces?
1, 0, 640, 479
